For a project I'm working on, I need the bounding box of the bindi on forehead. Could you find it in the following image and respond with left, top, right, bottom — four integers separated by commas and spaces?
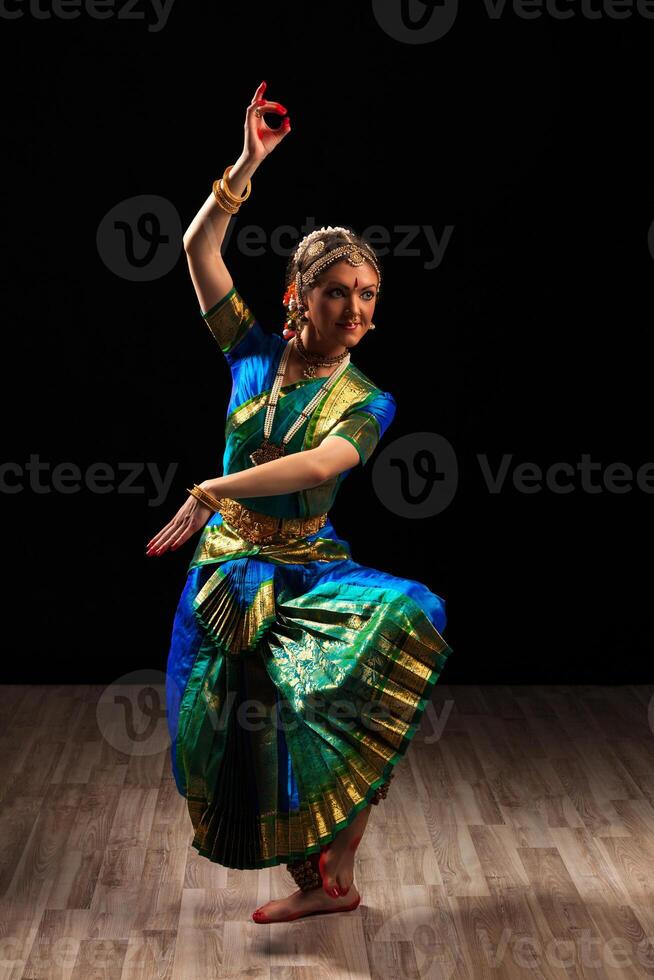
354, 277, 358, 288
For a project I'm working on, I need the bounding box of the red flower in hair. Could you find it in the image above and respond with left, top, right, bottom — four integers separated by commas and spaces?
282, 281, 301, 339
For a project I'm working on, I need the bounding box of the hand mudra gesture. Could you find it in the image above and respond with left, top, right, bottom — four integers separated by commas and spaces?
244, 81, 291, 164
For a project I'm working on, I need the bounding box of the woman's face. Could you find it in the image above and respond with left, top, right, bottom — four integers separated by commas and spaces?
304, 260, 379, 348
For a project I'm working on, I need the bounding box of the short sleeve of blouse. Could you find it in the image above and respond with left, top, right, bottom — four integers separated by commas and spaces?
323, 390, 397, 467
201, 287, 261, 364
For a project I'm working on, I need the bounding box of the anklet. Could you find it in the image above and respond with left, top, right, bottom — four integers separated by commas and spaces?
286, 776, 394, 895
286, 851, 322, 891
369, 771, 394, 805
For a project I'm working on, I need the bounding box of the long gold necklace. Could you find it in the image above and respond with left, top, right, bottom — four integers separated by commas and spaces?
249, 337, 351, 466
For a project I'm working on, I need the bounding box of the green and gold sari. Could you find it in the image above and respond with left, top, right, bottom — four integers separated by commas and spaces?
165, 288, 453, 869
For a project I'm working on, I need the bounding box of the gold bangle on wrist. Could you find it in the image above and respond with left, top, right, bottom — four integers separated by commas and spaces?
212, 163, 252, 215
221, 164, 251, 204
187, 484, 223, 512
212, 179, 240, 214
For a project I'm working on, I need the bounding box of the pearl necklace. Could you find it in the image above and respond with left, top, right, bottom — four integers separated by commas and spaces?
249, 336, 351, 466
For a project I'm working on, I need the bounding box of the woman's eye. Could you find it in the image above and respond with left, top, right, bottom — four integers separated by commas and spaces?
328, 288, 376, 300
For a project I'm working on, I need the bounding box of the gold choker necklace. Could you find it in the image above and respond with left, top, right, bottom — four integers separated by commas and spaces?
295, 330, 349, 379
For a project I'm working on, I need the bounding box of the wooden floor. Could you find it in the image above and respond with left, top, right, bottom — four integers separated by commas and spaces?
1, 684, 654, 979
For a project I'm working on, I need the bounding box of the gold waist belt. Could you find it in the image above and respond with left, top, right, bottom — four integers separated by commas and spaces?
215, 496, 328, 544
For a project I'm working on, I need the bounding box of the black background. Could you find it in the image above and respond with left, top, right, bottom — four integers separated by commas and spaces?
2, 2, 652, 682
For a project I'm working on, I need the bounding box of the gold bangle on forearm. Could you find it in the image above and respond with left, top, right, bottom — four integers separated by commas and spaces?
211, 164, 253, 215
221, 164, 251, 203
187, 484, 223, 512
212, 179, 240, 214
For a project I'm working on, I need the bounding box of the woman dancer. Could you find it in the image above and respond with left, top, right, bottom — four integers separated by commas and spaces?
147, 81, 453, 924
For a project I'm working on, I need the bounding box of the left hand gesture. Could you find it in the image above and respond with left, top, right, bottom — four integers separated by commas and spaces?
146, 495, 212, 556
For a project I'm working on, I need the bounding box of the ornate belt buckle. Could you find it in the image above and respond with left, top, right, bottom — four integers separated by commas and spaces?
280, 517, 304, 540
246, 510, 283, 544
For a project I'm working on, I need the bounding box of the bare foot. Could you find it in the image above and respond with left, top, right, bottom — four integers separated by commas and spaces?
252, 884, 360, 923
319, 832, 362, 897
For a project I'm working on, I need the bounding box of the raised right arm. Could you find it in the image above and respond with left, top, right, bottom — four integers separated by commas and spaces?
182, 81, 290, 316
182, 154, 259, 313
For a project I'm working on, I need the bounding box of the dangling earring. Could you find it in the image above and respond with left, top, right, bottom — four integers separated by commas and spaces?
282, 281, 303, 341
369, 322, 376, 330
282, 282, 311, 341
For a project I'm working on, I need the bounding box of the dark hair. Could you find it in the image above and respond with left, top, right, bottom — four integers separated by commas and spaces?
284, 226, 383, 308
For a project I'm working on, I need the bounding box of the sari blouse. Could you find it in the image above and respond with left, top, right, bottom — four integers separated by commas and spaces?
201, 287, 397, 520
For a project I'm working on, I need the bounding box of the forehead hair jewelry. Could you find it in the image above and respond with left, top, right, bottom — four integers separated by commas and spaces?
296, 239, 382, 300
